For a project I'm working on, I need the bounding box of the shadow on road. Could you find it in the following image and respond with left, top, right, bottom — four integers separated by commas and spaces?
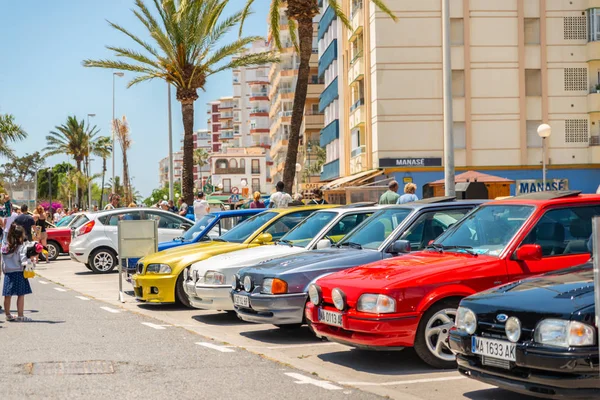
74, 271, 118, 276
239, 326, 322, 345
464, 388, 536, 399
317, 348, 434, 376
136, 303, 189, 312
192, 312, 247, 326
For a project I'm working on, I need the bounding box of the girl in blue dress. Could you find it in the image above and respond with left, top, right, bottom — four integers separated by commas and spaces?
2, 225, 32, 322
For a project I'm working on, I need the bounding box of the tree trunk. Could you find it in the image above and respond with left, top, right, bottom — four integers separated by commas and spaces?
76, 159, 83, 207
282, 16, 313, 194
181, 101, 195, 204
100, 158, 106, 209
122, 151, 131, 205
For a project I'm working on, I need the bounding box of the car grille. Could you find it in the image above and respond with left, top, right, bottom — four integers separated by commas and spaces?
482, 356, 511, 370
136, 263, 144, 275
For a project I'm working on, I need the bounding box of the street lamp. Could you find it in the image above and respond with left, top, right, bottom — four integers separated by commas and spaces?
87, 113, 96, 211
295, 163, 302, 195
537, 124, 552, 191
112, 72, 124, 193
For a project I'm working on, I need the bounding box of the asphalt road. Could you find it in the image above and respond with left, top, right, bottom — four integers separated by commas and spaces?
17, 257, 541, 400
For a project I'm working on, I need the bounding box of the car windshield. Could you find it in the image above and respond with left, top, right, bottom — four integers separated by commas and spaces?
279, 212, 337, 248
218, 212, 278, 243
337, 208, 412, 250
181, 214, 216, 241
55, 215, 74, 227
436, 205, 535, 256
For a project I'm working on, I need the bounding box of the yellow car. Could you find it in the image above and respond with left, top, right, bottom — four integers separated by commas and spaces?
132, 205, 333, 307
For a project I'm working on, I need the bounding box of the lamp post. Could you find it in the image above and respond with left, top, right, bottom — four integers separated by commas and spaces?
306, 142, 313, 185
168, 83, 174, 202
87, 113, 96, 211
537, 124, 552, 191
442, 0, 455, 196
295, 163, 302, 195
112, 72, 124, 193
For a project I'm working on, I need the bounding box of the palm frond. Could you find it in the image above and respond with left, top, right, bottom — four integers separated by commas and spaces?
238, 0, 254, 36
106, 20, 162, 60
203, 35, 265, 69
82, 59, 159, 75
288, 19, 299, 53
268, 0, 282, 50
105, 46, 163, 71
328, 0, 351, 29
208, 51, 279, 76
370, 0, 398, 21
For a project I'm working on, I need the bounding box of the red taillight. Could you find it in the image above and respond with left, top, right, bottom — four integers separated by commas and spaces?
77, 220, 95, 236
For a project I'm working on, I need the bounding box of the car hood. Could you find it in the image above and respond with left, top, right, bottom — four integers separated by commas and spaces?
462, 263, 595, 324
140, 241, 247, 269
190, 244, 306, 277
158, 239, 193, 252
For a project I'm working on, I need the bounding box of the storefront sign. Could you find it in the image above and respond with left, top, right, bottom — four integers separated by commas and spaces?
379, 158, 442, 168
516, 179, 569, 194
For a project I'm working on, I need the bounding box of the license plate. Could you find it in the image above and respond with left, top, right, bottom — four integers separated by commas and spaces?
233, 294, 249, 308
472, 336, 516, 362
318, 308, 343, 327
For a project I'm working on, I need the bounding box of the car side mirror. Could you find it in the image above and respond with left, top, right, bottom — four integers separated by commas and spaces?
513, 244, 542, 261
316, 239, 331, 250
255, 233, 273, 244
388, 240, 411, 255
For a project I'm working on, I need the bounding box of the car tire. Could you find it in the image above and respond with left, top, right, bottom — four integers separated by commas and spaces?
414, 299, 460, 369
85, 263, 92, 271
89, 248, 117, 274
46, 241, 60, 262
175, 273, 193, 308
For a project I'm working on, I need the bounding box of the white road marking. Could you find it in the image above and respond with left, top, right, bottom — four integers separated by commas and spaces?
285, 373, 342, 390
75, 296, 90, 301
195, 342, 235, 353
141, 322, 169, 330
100, 307, 120, 314
338, 376, 466, 386
38, 281, 49, 285
54, 288, 67, 292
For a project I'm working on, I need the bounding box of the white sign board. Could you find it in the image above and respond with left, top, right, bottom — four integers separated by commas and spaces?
516, 179, 569, 195
118, 220, 158, 259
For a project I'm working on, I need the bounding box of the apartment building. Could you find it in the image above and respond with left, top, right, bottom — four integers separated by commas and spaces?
207, 97, 237, 153
211, 147, 269, 196
158, 151, 183, 188
268, 5, 325, 187
326, 0, 600, 195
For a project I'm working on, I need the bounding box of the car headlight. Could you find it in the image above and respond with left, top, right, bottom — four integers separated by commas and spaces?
243, 276, 253, 292
308, 284, 321, 305
455, 307, 477, 335
534, 319, 596, 348
262, 278, 288, 294
231, 274, 239, 290
203, 271, 226, 285
331, 288, 346, 311
505, 317, 521, 343
356, 294, 396, 314
145, 264, 172, 274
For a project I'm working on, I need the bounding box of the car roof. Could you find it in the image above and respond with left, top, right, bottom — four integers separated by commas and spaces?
314, 205, 382, 215
86, 207, 193, 220
380, 199, 487, 211
211, 209, 263, 217
261, 204, 337, 215
487, 191, 600, 207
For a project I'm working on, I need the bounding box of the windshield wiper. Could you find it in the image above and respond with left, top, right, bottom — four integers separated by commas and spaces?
339, 242, 363, 250
277, 239, 294, 247
426, 243, 444, 252
441, 245, 478, 256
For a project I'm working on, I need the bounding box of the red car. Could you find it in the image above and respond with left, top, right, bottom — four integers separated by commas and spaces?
45, 213, 85, 261
306, 191, 600, 369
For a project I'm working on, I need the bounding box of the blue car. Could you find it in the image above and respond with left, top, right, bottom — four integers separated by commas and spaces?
127, 208, 261, 272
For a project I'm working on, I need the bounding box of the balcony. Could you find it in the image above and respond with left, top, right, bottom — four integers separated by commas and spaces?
348, 54, 364, 85
250, 108, 269, 117
307, 83, 324, 97
588, 91, 600, 113
250, 92, 269, 101
321, 159, 340, 181
318, 40, 337, 78
220, 131, 234, 140
349, 100, 365, 129
304, 113, 324, 129
350, 147, 366, 175
348, 2, 364, 41
220, 112, 233, 120
215, 167, 245, 175
319, 77, 339, 112
320, 120, 339, 147
591, 135, 600, 146
318, 5, 336, 41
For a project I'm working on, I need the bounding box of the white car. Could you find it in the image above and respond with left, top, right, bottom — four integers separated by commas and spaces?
69, 208, 193, 274
183, 206, 380, 311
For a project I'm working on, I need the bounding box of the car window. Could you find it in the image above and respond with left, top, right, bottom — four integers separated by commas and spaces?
437, 205, 534, 256
181, 214, 216, 241
207, 216, 240, 239
521, 205, 600, 256
144, 211, 182, 229
264, 211, 314, 241
218, 212, 278, 243
71, 215, 90, 229
56, 215, 74, 227
327, 212, 373, 239
279, 212, 338, 247
400, 209, 471, 251
338, 208, 413, 250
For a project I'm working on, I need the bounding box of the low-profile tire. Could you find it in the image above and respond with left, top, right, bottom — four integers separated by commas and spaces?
175, 273, 193, 308
413, 299, 460, 369
89, 248, 118, 274
46, 241, 60, 261
85, 263, 92, 271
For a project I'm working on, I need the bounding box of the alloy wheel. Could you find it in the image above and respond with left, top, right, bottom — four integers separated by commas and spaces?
424, 307, 456, 362
47, 243, 58, 261
93, 251, 115, 272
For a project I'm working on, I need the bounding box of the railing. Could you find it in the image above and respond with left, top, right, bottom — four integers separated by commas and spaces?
215, 167, 245, 175
251, 168, 261, 174
251, 108, 269, 114
350, 50, 363, 65
281, 63, 300, 70
312, 48, 319, 54
250, 92, 268, 98
279, 87, 294, 94
350, 98, 365, 112
351, 145, 366, 158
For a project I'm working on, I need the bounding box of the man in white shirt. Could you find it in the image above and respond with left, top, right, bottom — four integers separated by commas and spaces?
269, 181, 293, 209
193, 192, 210, 220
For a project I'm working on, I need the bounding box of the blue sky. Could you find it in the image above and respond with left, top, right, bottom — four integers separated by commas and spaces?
0, 1, 269, 197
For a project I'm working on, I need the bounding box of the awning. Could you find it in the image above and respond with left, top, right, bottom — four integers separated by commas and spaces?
428, 170, 515, 186
322, 169, 384, 190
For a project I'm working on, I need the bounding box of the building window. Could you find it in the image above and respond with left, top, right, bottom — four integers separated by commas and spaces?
240, 159, 246, 169
526, 120, 542, 148
450, 18, 464, 46
252, 178, 260, 193
251, 159, 260, 174
564, 68, 588, 91
229, 159, 238, 168
565, 119, 589, 143
452, 70, 465, 97
588, 9, 600, 42
311, 103, 320, 114
525, 69, 542, 96
564, 16, 587, 40
525, 18, 540, 44
216, 159, 228, 168
222, 179, 231, 193
453, 122, 466, 149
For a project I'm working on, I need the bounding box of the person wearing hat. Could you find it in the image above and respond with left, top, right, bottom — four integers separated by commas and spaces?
193, 192, 210, 220
160, 201, 170, 211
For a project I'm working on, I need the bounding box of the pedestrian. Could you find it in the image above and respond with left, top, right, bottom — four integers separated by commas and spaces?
289, 193, 305, 206
168, 199, 178, 213
193, 192, 210, 219
53, 208, 62, 223
33, 206, 49, 263
104, 193, 120, 210
2, 224, 33, 322
249, 191, 265, 209
93, 205, 98, 212
308, 189, 328, 205
178, 197, 189, 217
160, 200, 170, 211
269, 181, 293, 208
397, 183, 419, 204
13, 204, 35, 241
379, 180, 400, 205
3, 206, 18, 243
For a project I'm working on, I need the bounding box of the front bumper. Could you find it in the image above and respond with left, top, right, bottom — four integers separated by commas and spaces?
449, 329, 600, 399
132, 274, 177, 303
232, 290, 308, 325
184, 281, 232, 311
305, 302, 419, 349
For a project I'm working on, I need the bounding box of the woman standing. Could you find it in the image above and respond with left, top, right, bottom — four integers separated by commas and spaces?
308, 189, 328, 205
33, 205, 49, 263
249, 191, 265, 209
2, 225, 33, 322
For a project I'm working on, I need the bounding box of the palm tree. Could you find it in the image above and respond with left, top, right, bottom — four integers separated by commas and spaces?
45, 116, 100, 205
113, 116, 133, 205
240, 0, 395, 191
83, 0, 278, 204
0, 113, 27, 158
91, 136, 112, 209
106, 177, 124, 200
193, 148, 210, 189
